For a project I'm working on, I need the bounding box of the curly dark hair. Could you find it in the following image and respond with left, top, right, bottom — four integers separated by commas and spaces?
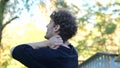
50, 10, 78, 42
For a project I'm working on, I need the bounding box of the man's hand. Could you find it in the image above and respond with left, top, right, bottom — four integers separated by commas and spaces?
48, 35, 63, 49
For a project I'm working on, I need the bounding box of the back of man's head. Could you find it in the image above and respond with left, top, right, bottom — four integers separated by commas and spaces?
50, 9, 78, 42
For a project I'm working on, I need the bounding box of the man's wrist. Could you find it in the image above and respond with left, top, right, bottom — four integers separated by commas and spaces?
46, 40, 51, 47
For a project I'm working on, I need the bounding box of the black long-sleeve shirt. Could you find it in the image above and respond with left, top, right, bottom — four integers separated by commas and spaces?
12, 44, 78, 68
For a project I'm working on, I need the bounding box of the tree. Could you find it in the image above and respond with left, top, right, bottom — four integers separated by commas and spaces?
0, 0, 38, 47
0, 0, 19, 47
0, 0, 38, 67
75, 0, 120, 60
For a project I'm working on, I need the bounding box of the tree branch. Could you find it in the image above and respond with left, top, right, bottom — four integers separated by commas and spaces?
1, 16, 18, 31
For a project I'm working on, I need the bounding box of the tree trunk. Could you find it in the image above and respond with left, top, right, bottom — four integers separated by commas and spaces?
0, 0, 9, 46
0, 0, 15, 47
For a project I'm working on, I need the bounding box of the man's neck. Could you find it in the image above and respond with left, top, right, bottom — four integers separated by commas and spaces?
62, 41, 70, 48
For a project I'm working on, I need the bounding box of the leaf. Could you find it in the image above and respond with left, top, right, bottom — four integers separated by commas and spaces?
100, 38, 106, 45
95, 22, 104, 28
93, 37, 106, 45
76, 40, 87, 52
55, 0, 68, 8
104, 23, 116, 34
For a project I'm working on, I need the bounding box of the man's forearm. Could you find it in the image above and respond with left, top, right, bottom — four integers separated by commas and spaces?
11, 35, 63, 53
27, 40, 50, 49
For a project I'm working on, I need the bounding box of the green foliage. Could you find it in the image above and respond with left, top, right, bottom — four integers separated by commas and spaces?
115, 0, 120, 5
93, 36, 106, 45
104, 23, 116, 34
74, 0, 120, 60
76, 40, 87, 51
55, 0, 68, 8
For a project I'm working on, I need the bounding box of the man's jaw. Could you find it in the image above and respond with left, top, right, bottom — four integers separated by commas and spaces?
44, 35, 50, 40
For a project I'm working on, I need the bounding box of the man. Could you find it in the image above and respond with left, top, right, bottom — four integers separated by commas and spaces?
11, 9, 78, 68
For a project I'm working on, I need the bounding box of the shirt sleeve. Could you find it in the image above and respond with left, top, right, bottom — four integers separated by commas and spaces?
12, 44, 58, 68
12, 44, 59, 68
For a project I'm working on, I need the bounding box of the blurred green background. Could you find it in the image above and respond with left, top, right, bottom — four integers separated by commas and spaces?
0, 0, 120, 68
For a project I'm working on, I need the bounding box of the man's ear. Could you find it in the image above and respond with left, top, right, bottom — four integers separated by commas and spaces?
54, 25, 60, 32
